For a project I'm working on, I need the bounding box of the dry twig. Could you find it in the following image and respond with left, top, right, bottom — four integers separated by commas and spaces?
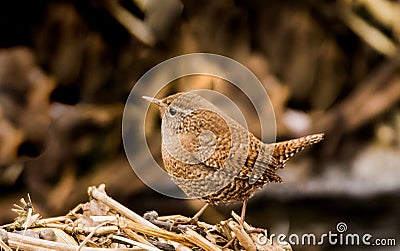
1, 184, 291, 250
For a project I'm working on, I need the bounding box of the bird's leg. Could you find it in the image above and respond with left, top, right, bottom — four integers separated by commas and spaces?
223, 200, 250, 249
240, 199, 266, 234
190, 203, 209, 224
171, 203, 209, 227
239, 199, 248, 227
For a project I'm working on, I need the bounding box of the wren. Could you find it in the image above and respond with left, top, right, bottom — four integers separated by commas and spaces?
143, 92, 324, 226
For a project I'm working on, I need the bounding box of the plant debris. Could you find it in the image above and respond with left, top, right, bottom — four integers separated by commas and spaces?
0, 184, 291, 251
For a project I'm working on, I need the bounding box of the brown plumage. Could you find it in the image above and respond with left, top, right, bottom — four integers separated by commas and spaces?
143, 92, 324, 225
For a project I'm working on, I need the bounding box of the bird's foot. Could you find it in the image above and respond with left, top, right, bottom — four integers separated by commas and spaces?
222, 238, 236, 249
144, 211, 198, 232
169, 203, 208, 229
169, 216, 198, 230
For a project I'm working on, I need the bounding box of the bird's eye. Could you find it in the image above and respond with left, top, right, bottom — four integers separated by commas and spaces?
169, 107, 176, 116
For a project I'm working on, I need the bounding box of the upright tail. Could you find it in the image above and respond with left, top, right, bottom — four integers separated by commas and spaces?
270, 133, 324, 170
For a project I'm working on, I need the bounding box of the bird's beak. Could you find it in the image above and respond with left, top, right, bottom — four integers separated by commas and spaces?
142, 96, 162, 105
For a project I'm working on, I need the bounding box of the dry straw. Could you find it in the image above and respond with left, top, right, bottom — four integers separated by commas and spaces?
0, 184, 291, 251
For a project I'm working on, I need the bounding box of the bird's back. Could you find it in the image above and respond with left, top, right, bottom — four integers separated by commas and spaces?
203, 133, 324, 204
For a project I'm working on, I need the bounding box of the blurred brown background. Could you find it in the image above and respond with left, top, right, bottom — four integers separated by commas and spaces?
0, 0, 399, 250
